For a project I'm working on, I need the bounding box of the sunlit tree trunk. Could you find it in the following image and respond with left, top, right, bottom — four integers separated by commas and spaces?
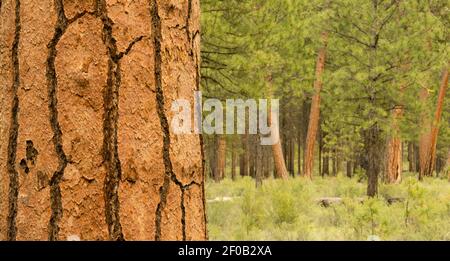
303, 32, 328, 179
385, 104, 403, 183
419, 68, 448, 179
0, 0, 206, 241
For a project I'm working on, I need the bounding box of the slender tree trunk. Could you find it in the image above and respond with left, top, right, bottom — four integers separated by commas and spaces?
231, 140, 236, 181
322, 147, 329, 177
419, 68, 448, 179
408, 142, 415, 172
446, 150, 450, 181
297, 129, 302, 176
255, 136, 262, 188
241, 133, 249, 177
332, 149, 337, 176
288, 137, 295, 176
217, 135, 226, 181
267, 76, 288, 180
385, 103, 403, 183
346, 161, 353, 178
0, 0, 206, 240
318, 130, 322, 178
303, 32, 328, 179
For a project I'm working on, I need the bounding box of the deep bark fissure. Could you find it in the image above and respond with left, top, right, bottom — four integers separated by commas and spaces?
46, 0, 92, 241
186, 0, 192, 43
151, 0, 170, 241
96, 0, 135, 241
6, 0, 21, 241
151, 0, 203, 240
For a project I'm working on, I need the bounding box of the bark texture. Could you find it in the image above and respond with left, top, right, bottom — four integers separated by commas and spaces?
0, 0, 206, 241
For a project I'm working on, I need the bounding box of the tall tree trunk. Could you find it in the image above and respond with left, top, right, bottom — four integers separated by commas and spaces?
231, 140, 236, 181
419, 68, 448, 179
408, 142, 416, 172
255, 136, 262, 188
297, 128, 302, 176
332, 149, 337, 176
303, 32, 328, 179
322, 147, 329, 177
346, 161, 353, 178
241, 133, 249, 177
446, 150, 450, 181
267, 76, 288, 180
217, 135, 226, 181
0, 0, 206, 241
385, 104, 403, 183
288, 136, 295, 176
365, 125, 383, 197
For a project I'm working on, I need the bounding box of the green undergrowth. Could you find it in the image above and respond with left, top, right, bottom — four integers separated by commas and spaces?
206, 174, 450, 240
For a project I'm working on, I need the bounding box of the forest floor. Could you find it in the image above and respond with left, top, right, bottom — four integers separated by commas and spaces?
206, 174, 450, 240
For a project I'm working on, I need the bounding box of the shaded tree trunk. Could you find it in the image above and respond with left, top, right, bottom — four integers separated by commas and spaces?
346, 161, 353, 178
231, 140, 236, 181
322, 147, 330, 177
408, 142, 417, 172
0, 0, 206, 240
217, 135, 226, 181
303, 32, 328, 179
365, 125, 384, 197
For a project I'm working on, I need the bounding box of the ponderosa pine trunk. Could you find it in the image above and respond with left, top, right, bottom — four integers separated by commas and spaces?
385, 105, 403, 183
267, 76, 288, 180
270, 113, 288, 179
419, 68, 448, 179
365, 125, 383, 197
303, 32, 328, 179
0, 0, 206, 241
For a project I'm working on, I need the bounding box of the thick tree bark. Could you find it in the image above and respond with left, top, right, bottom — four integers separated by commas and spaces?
365, 125, 384, 197
0, 0, 206, 241
303, 32, 328, 179
419, 68, 448, 179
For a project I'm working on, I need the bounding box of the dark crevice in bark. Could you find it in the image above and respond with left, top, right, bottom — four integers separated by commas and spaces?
6, 0, 21, 241
46, 0, 89, 241
115, 36, 145, 61
96, 0, 125, 241
185, 0, 192, 44
151, 0, 171, 241
152, 0, 204, 241
180, 187, 186, 240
